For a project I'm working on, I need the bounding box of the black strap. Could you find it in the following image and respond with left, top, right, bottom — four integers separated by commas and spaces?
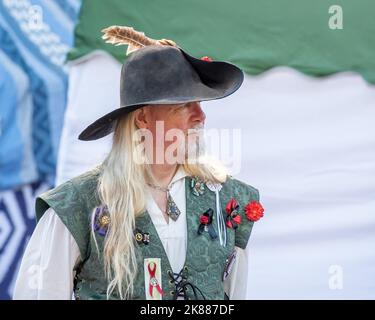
168, 268, 206, 300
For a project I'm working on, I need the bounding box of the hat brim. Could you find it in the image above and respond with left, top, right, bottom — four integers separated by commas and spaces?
78, 49, 244, 141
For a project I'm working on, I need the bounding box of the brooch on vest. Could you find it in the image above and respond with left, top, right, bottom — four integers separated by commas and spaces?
197, 208, 217, 240
191, 176, 205, 196
222, 249, 237, 281
134, 228, 150, 245
144, 258, 164, 300
93, 205, 110, 236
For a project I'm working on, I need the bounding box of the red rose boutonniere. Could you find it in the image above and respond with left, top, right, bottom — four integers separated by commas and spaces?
225, 198, 242, 229
244, 201, 264, 222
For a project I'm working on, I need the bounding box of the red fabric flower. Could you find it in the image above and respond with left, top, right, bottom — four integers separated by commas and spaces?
201, 56, 212, 62
225, 198, 241, 229
244, 201, 264, 222
226, 214, 241, 229
199, 215, 209, 225
225, 198, 238, 214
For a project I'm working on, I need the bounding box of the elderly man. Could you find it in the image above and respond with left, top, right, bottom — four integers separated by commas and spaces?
13, 27, 264, 300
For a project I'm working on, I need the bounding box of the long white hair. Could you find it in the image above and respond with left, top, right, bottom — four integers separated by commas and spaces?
95, 109, 228, 299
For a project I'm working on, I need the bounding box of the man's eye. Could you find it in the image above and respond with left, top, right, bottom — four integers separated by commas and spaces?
176, 103, 187, 110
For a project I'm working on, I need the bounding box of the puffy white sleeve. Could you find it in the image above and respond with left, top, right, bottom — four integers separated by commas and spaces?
224, 245, 249, 300
13, 207, 81, 300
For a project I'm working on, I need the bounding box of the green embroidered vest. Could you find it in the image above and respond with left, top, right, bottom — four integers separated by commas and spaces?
35, 167, 260, 300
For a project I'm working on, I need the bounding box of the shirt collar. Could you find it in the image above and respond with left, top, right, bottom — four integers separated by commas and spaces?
169, 165, 188, 187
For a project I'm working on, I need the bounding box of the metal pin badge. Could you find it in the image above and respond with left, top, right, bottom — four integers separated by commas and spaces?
134, 228, 150, 245
191, 176, 206, 196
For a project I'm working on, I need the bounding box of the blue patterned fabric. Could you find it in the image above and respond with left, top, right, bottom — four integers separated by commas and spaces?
0, 0, 81, 189
0, 180, 49, 299
0, 0, 81, 299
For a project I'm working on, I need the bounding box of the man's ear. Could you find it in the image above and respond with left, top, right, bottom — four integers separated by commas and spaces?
134, 107, 149, 129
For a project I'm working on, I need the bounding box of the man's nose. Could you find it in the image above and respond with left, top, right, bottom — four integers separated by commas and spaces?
190, 101, 206, 124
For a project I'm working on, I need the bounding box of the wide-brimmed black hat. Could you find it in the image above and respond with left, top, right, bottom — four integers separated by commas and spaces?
78, 45, 244, 141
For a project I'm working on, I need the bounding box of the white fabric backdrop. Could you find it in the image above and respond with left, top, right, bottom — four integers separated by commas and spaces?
57, 52, 375, 299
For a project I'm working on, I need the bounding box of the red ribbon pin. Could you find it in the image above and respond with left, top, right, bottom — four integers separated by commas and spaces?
148, 262, 164, 297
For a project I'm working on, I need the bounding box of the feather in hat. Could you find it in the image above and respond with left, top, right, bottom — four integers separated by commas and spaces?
101, 25, 177, 55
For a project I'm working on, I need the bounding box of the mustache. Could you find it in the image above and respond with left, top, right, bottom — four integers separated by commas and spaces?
187, 123, 205, 134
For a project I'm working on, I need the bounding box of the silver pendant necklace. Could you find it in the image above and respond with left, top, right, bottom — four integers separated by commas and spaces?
147, 182, 181, 221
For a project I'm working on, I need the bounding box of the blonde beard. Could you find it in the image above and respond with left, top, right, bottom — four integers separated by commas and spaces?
183, 123, 206, 164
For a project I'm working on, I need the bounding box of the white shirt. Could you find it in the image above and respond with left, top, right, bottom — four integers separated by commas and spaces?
13, 167, 249, 300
